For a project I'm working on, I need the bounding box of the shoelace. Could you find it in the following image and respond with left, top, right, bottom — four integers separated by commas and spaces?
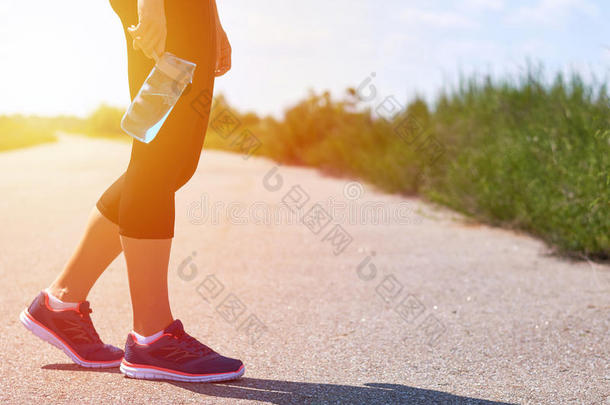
172, 328, 213, 355
77, 306, 102, 344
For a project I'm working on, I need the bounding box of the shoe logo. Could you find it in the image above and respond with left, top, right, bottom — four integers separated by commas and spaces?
158, 345, 201, 361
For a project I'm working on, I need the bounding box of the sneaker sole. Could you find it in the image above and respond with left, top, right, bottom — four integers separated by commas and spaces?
19, 308, 122, 368
120, 360, 245, 383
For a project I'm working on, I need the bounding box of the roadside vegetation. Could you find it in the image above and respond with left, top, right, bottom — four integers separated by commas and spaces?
2, 69, 607, 259
0, 115, 58, 151
204, 71, 609, 259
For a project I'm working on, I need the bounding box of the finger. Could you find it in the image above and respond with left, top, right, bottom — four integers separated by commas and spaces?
154, 35, 166, 58
133, 22, 158, 45
220, 55, 231, 71
138, 34, 158, 55
129, 25, 141, 49
220, 56, 231, 71
215, 65, 229, 77
128, 25, 147, 49
127, 24, 139, 38
140, 42, 157, 60
145, 30, 165, 60
142, 48, 155, 60
215, 64, 226, 76
129, 25, 153, 54
141, 29, 161, 54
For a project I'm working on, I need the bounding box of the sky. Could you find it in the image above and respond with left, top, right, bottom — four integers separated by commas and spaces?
0, 0, 608, 118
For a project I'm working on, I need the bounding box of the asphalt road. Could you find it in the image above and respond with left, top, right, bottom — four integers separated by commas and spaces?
0, 135, 608, 404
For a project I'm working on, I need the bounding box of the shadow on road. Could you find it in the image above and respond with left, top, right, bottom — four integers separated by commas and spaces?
171, 378, 515, 404
42, 363, 121, 374
41, 364, 514, 404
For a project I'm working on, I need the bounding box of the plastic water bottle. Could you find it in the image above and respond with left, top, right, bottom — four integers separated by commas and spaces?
121, 52, 197, 143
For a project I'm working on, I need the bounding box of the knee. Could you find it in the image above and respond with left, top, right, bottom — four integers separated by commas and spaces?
175, 159, 199, 190
118, 173, 176, 239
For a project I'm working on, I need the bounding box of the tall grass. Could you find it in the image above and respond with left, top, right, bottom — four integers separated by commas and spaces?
0, 104, 126, 152
0, 115, 58, 151
425, 72, 609, 259
2, 69, 607, 258
83, 104, 126, 140
205, 71, 609, 259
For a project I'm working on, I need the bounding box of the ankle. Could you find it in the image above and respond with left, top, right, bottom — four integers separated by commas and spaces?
131, 329, 165, 344
133, 317, 174, 337
46, 285, 86, 303
44, 288, 80, 310
46, 285, 70, 300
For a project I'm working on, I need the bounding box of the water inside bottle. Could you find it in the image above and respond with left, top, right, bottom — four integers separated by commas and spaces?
123, 106, 175, 144
121, 53, 196, 143
121, 78, 178, 143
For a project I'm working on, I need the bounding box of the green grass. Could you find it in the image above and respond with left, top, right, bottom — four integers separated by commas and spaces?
424, 72, 609, 259
0, 116, 58, 151
81, 104, 128, 141
204, 72, 609, 259
3, 68, 607, 259
0, 106, 127, 152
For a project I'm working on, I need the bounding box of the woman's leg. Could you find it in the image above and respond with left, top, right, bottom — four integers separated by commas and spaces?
121, 236, 173, 335
106, 0, 243, 382
48, 206, 123, 302
48, 0, 216, 308
101, 0, 217, 335
22, 207, 124, 368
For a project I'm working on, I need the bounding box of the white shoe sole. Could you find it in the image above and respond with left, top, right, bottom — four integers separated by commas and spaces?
120, 360, 245, 383
19, 308, 122, 368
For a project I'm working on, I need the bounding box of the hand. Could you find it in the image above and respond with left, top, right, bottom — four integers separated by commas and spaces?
215, 28, 232, 76
128, 0, 167, 61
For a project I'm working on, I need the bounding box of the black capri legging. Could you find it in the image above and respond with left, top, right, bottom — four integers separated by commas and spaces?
97, 0, 217, 239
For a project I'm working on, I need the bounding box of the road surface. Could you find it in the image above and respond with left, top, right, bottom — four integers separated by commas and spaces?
0, 135, 608, 404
